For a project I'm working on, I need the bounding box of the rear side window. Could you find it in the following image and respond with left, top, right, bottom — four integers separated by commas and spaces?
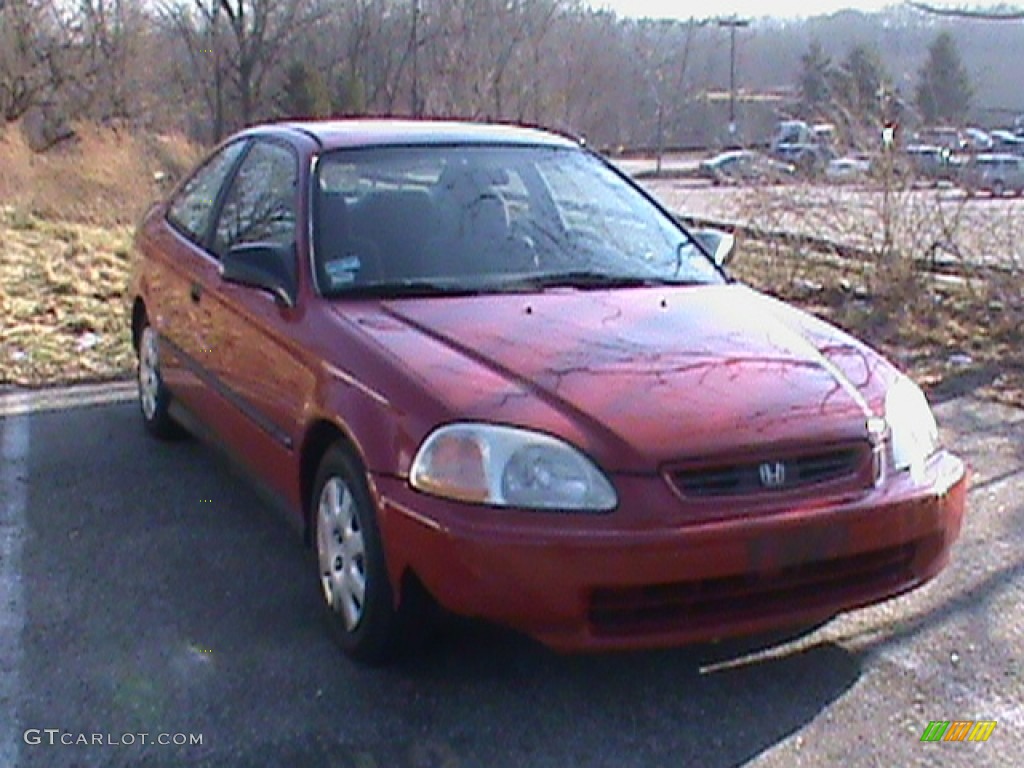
213, 141, 298, 258
167, 141, 247, 244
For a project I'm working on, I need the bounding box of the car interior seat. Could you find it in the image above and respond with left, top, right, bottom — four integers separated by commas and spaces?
350, 189, 438, 280
316, 191, 382, 288
434, 164, 518, 276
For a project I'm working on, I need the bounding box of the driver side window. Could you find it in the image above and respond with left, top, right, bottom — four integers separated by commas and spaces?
212, 140, 298, 259
166, 140, 247, 245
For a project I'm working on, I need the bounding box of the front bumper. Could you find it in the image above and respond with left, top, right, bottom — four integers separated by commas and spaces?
373, 450, 966, 652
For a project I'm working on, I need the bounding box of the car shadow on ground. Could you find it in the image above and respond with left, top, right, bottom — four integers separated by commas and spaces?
361, 621, 863, 768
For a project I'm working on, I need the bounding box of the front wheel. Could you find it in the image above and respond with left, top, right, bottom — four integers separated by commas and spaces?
136, 323, 184, 439
312, 445, 421, 664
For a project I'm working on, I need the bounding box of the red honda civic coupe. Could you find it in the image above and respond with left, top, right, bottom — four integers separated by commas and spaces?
128, 120, 967, 663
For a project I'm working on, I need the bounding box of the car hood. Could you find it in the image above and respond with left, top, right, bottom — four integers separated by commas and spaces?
340, 284, 890, 472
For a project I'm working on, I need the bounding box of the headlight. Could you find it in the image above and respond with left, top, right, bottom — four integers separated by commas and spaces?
409, 423, 617, 512
884, 376, 939, 477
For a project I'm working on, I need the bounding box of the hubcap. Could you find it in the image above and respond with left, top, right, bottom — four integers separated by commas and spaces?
316, 476, 367, 630
138, 327, 160, 420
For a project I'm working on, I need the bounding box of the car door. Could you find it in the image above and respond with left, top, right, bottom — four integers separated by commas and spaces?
203, 139, 314, 499
153, 140, 248, 409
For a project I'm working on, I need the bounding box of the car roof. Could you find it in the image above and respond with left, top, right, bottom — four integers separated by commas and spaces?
710, 150, 751, 162
245, 119, 580, 150
975, 153, 1020, 162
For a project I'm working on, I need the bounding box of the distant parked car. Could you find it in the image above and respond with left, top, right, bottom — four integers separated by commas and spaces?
961, 153, 1024, 196
903, 145, 962, 185
698, 150, 795, 185
914, 126, 966, 153
963, 128, 993, 153
769, 120, 835, 174
825, 155, 871, 183
989, 130, 1024, 156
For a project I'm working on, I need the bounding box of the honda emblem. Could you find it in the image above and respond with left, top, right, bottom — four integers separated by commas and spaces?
759, 461, 786, 488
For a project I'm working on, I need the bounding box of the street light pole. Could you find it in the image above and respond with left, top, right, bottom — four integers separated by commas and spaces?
717, 16, 750, 137
411, 0, 421, 117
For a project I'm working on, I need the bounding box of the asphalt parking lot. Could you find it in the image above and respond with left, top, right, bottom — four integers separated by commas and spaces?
1, 388, 1020, 767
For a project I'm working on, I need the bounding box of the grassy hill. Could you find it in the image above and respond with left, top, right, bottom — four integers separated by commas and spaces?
1, 122, 199, 387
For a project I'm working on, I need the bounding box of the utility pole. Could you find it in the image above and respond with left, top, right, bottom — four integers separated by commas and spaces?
411, 0, 421, 117
716, 16, 750, 138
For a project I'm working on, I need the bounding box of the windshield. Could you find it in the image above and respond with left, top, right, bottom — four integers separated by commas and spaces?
313, 145, 722, 296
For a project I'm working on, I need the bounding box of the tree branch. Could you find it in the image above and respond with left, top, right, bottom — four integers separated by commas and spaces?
905, 2, 1024, 21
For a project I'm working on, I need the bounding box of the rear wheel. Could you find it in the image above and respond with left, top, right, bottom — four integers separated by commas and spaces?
993, 180, 1006, 197
312, 444, 422, 664
136, 322, 184, 439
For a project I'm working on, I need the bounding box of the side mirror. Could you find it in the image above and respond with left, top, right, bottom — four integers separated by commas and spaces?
692, 229, 736, 268
221, 242, 297, 308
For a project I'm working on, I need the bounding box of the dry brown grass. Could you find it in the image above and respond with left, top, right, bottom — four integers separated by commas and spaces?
1, 208, 135, 386
1, 121, 200, 387
0, 121, 199, 227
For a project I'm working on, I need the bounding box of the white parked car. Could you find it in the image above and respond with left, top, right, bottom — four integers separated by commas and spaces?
961, 153, 1024, 196
825, 155, 871, 183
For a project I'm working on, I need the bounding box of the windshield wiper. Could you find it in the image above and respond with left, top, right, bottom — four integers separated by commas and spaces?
515, 271, 699, 290
326, 272, 706, 299
325, 279, 487, 298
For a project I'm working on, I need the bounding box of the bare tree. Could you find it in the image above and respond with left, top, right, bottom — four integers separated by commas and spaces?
906, 2, 1024, 21
0, 1, 89, 123
631, 18, 706, 169
160, 1, 228, 140
161, 0, 318, 139
217, 0, 314, 125
77, 0, 155, 124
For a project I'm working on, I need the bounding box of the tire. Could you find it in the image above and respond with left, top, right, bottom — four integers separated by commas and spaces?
312, 444, 420, 664
136, 322, 184, 440
993, 180, 1005, 197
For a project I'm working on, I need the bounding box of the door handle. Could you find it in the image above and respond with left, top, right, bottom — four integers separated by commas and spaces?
190, 282, 203, 303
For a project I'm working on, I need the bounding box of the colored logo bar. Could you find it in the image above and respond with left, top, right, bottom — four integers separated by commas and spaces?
920, 720, 997, 742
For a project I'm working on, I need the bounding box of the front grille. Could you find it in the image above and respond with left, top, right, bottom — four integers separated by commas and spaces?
589, 535, 941, 637
669, 445, 869, 498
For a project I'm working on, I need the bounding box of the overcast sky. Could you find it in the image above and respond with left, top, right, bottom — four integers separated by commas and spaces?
591, 1, 1007, 21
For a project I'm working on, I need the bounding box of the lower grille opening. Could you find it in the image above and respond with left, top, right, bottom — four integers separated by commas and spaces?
589, 535, 942, 637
